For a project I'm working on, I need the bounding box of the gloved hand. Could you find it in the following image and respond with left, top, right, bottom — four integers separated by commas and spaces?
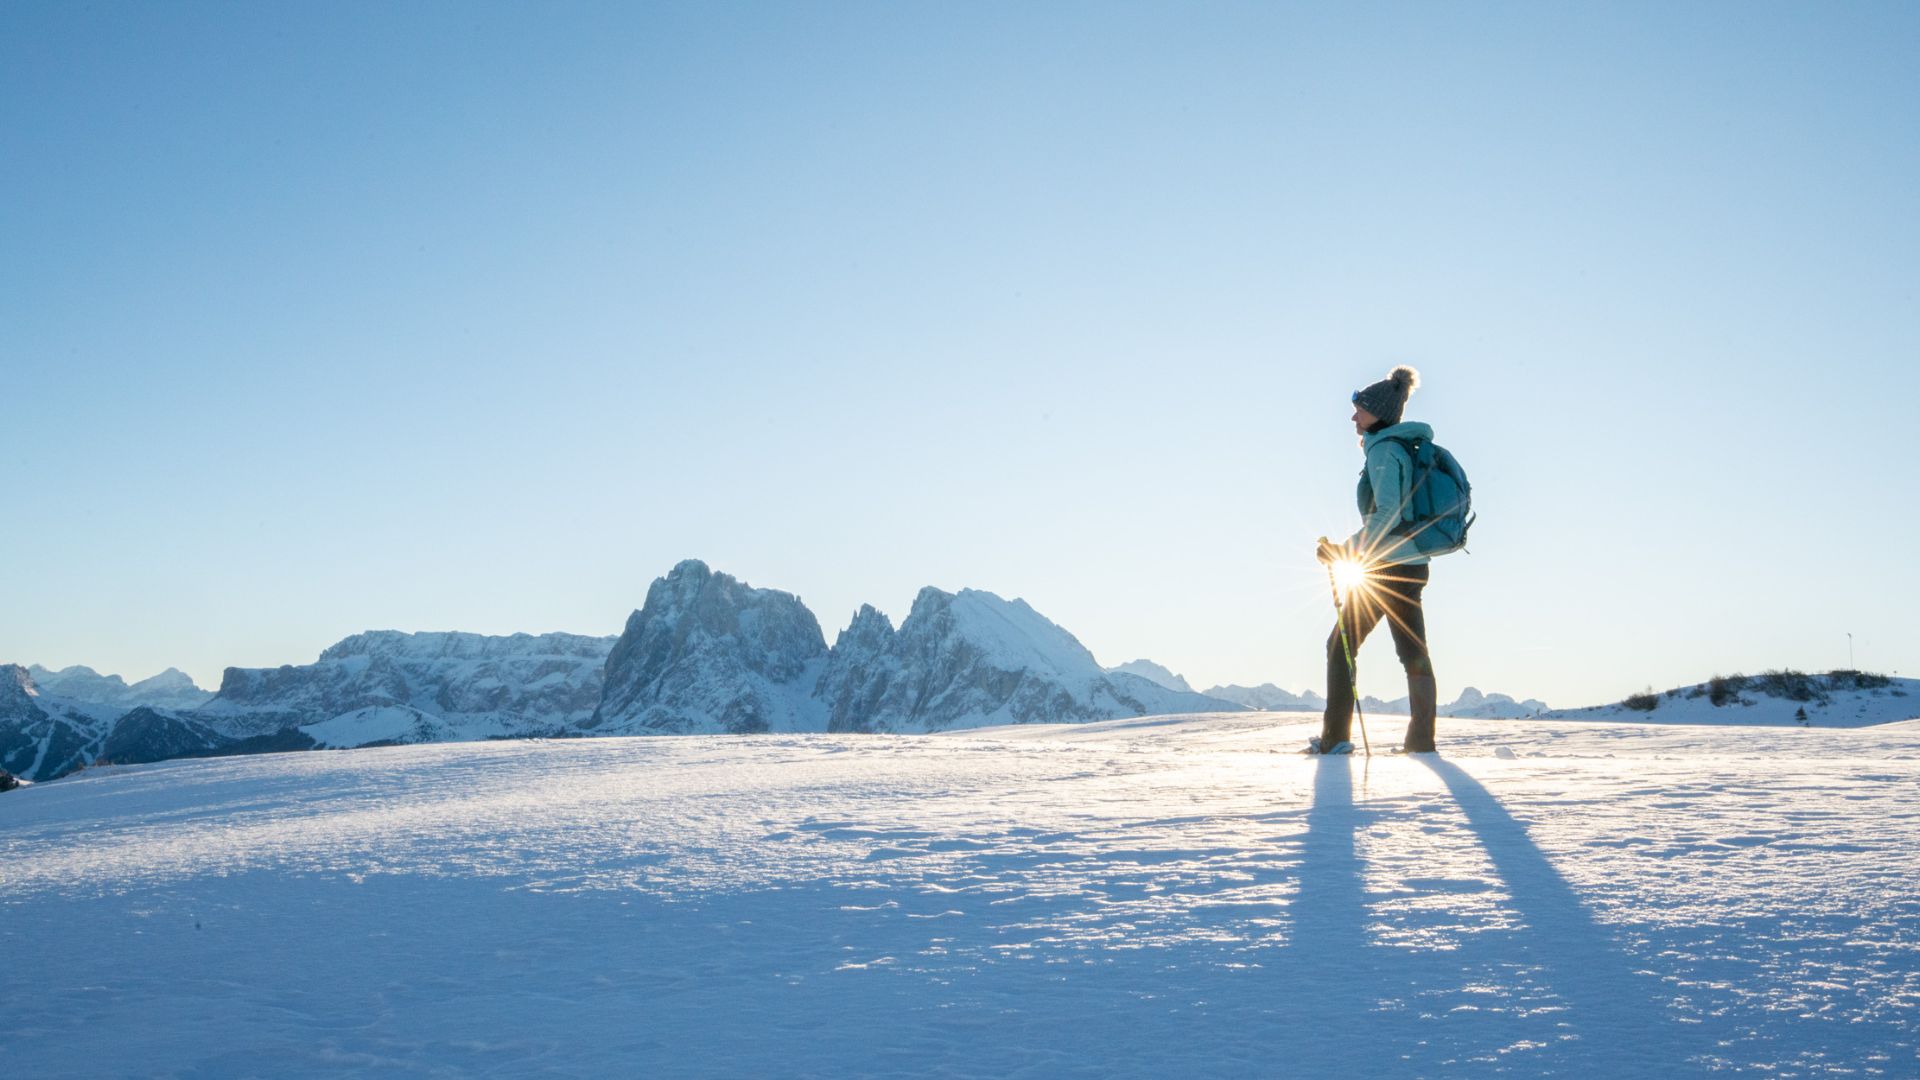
1315, 536, 1339, 565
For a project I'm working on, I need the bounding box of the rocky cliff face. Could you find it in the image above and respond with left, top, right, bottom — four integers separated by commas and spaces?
816, 587, 1235, 733
196, 630, 617, 741
588, 560, 829, 734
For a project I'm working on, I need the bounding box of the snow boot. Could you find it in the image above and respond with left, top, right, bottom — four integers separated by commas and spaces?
1403, 673, 1438, 753
1306, 736, 1354, 755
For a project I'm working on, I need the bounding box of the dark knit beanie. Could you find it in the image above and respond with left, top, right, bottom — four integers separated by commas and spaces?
1351, 365, 1421, 426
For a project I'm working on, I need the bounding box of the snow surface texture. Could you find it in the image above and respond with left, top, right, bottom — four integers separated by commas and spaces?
5, 713, 1917, 1078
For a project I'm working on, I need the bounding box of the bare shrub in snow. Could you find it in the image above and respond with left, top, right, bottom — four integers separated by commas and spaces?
1753, 670, 1820, 702
1707, 675, 1748, 707
1828, 670, 1892, 691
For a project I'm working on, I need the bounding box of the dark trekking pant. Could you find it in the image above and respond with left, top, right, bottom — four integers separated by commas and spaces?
1321, 563, 1432, 747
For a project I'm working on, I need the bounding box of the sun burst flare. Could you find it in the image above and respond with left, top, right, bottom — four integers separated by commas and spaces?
1329, 558, 1370, 599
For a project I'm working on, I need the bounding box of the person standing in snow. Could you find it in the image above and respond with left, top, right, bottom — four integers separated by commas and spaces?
1312, 365, 1438, 754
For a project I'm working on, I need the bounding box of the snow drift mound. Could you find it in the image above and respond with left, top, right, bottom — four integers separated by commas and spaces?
1548, 670, 1919, 727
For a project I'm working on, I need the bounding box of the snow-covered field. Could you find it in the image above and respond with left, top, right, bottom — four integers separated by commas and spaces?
5, 713, 1917, 1078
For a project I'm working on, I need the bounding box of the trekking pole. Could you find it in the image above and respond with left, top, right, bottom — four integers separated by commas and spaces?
1325, 565, 1372, 758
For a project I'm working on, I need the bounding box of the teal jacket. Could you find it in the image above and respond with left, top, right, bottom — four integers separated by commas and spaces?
1344, 421, 1433, 567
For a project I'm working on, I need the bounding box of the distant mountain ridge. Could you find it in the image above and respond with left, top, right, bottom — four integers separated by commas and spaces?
26, 664, 213, 711
199, 629, 617, 739
818, 586, 1236, 734
1204, 683, 1327, 712
23, 562, 1875, 788
1, 560, 1242, 781
585, 561, 1240, 737
1200, 682, 1546, 718
1106, 660, 1194, 694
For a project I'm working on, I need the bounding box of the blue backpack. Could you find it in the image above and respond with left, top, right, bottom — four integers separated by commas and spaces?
1357, 435, 1476, 557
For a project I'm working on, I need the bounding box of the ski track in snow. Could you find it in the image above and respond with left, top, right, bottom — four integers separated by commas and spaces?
4, 713, 1918, 1078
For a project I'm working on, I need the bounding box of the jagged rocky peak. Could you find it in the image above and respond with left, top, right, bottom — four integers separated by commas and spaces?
1106, 659, 1194, 694
833, 604, 897, 652
908, 587, 1103, 678
133, 667, 199, 692
815, 605, 901, 734
1443, 687, 1550, 718
590, 560, 830, 735
819, 585, 1230, 734
4, 663, 37, 700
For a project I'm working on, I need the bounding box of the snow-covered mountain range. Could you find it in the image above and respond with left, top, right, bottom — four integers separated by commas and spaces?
1105, 659, 1195, 694
197, 630, 618, 740
0, 561, 1236, 780
1193, 681, 1545, 719
25, 664, 214, 711
7, 560, 1904, 784
586, 560, 1236, 736
1203, 683, 1328, 712
819, 586, 1233, 733
0, 632, 619, 783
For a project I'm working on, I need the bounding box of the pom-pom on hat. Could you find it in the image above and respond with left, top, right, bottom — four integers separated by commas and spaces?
1351, 365, 1421, 426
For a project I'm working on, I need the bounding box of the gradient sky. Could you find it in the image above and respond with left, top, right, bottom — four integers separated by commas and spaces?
4, 1, 1916, 709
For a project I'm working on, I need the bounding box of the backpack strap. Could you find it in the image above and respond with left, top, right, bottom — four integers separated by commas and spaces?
1366, 435, 1437, 533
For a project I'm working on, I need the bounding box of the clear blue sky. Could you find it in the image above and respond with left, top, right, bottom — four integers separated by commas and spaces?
4, 1, 1915, 708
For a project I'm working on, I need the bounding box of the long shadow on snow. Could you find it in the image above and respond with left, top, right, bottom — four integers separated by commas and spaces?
1409, 754, 1712, 1076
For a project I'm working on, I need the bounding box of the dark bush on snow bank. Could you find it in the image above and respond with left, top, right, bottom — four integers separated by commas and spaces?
1752, 669, 1821, 702
1686, 669, 1894, 708
1706, 674, 1748, 706
1622, 689, 1660, 711
1827, 669, 1892, 690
